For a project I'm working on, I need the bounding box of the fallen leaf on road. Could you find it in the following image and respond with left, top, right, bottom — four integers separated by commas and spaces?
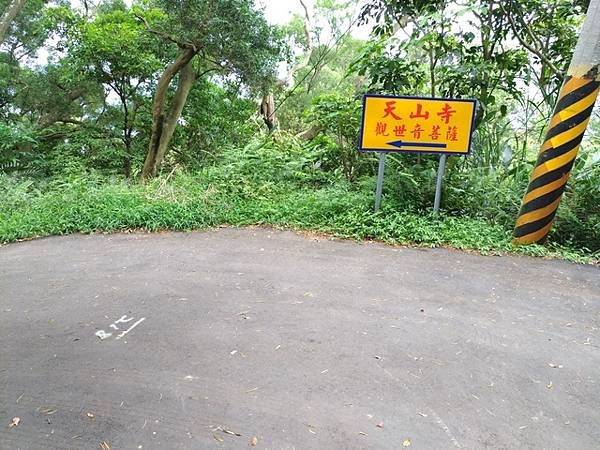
250, 436, 258, 446
403, 438, 412, 447
8, 417, 20, 428
99, 441, 111, 450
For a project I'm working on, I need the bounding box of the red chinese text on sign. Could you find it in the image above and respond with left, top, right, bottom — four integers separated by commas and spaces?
437, 103, 457, 124
383, 101, 402, 120
409, 103, 429, 120
375, 122, 389, 136
394, 125, 406, 137
411, 124, 424, 139
446, 126, 459, 141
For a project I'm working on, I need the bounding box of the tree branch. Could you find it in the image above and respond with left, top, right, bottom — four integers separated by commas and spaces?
0, 0, 26, 45
498, 0, 562, 78
299, 0, 312, 49
134, 13, 197, 51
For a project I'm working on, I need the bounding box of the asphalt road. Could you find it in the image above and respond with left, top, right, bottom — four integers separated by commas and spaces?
1, 228, 599, 450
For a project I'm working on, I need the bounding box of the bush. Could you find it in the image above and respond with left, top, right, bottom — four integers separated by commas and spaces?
0, 137, 596, 263
306, 93, 371, 181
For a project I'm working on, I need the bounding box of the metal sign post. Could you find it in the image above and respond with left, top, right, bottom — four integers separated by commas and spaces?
374, 152, 386, 212
433, 153, 447, 213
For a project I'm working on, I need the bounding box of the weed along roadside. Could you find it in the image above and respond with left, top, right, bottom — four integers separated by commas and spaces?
1, 0, 599, 262
0, 160, 596, 264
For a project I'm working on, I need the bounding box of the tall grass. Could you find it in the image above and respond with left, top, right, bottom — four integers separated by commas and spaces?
0, 139, 596, 263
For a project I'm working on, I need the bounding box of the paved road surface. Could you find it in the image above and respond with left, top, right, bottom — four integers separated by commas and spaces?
1, 228, 599, 449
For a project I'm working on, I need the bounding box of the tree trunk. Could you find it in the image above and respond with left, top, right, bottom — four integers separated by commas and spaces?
258, 0, 312, 131
296, 124, 322, 141
299, 0, 312, 50
260, 94, 276, 130
123, 154, 132, 178
0, 0, 26, 44
152, 61, 196, 174
141, 47, 196, 180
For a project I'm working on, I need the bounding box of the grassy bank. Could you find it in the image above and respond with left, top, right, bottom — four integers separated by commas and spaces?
1, 150, 596, 264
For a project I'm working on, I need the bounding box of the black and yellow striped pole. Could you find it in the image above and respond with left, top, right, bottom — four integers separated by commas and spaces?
514, 0, 600, 244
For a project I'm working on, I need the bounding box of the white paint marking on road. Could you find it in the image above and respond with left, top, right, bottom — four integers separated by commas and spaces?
95, 330, 113, 340
429, 408, 462, 449
115, 317, 146, 340
115, 315, 134, 324
381, 368, 462, 449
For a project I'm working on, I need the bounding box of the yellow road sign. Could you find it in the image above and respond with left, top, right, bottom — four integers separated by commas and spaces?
359, 94, 477, 154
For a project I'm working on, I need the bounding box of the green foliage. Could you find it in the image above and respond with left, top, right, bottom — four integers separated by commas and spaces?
503, 0, 586, 102
138, 0, 284, 90
0, 121, 39, 174
72, 4, 162, 82
306, 93, 368, 181
355, 0, 530, 125
172, 79, 259, 167
1, 139, 595, 263
65, 2, 164, 176
350, 39, 427, 95
0, 0, 62, 59
0, 0, 598, 260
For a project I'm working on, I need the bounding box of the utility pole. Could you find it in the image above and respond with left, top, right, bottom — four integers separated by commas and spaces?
513, 0, 600, 244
